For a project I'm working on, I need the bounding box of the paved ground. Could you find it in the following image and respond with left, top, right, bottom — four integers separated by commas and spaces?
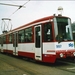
0, 54, 30, 75
0, 61, 27, 75
0, 53, 75, 75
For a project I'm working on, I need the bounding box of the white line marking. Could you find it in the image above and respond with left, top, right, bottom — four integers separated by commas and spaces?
67, 67, 75, 70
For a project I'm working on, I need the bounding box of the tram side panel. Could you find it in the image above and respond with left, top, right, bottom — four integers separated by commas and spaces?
42, 43, 56, 63
18, 43, 35, 59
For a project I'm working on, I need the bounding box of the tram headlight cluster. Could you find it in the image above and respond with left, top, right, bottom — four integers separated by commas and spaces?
60, 53, 64, 58
73, 52, 75, 56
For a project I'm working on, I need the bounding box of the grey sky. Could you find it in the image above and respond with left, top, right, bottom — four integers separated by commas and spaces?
0, 0, 75, 34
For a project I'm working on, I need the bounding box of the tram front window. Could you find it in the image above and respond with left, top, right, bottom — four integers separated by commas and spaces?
54, 17, 73, 42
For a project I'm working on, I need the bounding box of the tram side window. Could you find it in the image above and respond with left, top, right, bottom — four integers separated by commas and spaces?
9, 34, 13, 43
3, 36, 6, 44
1, 37, 3, 46
18, 30, 25, 43
43, 22, 53, 42
25, 27, 32, 42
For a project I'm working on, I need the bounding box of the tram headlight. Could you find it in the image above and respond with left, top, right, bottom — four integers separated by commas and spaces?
60, 53, 63, 58
73, 52, 75, 56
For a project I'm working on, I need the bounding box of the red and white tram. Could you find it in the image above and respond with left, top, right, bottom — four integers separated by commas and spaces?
0, 14, 75, 63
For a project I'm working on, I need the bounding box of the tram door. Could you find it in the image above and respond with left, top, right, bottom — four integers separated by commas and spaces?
34, 25, 42, 60
13, 32, 18, 55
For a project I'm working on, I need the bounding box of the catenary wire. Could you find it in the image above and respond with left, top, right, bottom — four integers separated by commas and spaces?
8, 0, 30, 17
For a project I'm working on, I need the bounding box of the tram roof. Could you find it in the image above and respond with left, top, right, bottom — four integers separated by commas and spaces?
11, 15, 69, 32
13, 15, 54, 31
0, 15, 70, 35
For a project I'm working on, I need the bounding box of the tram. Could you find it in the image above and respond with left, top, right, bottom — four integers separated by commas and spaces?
0, 14, 75, 63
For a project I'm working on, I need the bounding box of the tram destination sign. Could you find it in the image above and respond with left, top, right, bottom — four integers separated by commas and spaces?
56, 17, 68, 23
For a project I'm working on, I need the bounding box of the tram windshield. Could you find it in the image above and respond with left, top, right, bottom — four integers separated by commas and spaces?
54, 17, 73, 42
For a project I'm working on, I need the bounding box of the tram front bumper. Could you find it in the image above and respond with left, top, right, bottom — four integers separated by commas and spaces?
66, 50, 75, 57
56, 50, 66, 58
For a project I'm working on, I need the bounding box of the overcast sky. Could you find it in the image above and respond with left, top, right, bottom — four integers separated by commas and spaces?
0, 0, 75, 34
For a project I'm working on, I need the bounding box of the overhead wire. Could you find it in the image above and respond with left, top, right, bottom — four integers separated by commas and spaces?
0, 0, 30, 18
8, 0, 30, 17
0, 3, 25, 8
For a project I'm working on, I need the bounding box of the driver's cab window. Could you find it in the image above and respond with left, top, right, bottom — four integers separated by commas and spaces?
43, 22, 53, 42
55, 18, 73, 41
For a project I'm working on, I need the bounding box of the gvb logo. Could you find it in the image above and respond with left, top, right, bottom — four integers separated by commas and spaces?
69, 43, 73, 47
